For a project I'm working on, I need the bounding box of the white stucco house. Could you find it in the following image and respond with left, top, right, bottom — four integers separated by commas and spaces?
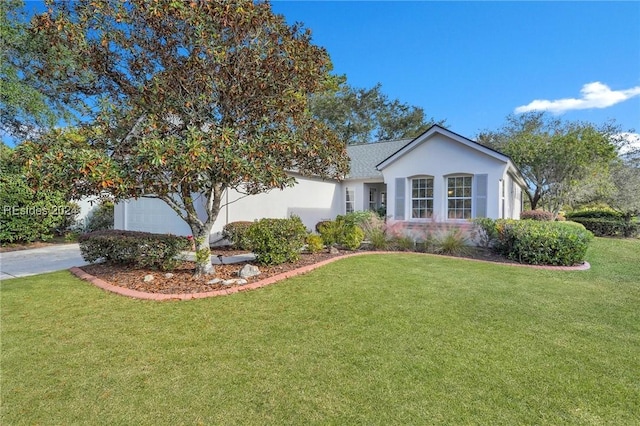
114, 125, 526, 242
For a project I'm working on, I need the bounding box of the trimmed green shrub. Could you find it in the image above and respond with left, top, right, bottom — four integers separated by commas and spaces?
78, 230, 190, 270
318, 214, 365, 250
341, 225, 365, 251
0, 172, 71, 243
222, 221, 253, 250
315, 220, 332, 234
305, 234, 324, 253
568, 217, 639, 238
495, 219, 593, 266
520, 210, 555, 221
318, 220, 342, 246
246, 216, 307, 265
471, 217, 498, 248
566, 209, 622, 220
342, 210, 377, 228
83, 201, 114, 233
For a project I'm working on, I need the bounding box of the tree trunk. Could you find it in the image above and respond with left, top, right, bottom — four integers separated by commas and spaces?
193, 228, 215, 277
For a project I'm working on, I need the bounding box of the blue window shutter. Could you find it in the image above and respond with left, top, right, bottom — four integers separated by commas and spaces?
474, 174, 488, 218
394, 178, 405, 220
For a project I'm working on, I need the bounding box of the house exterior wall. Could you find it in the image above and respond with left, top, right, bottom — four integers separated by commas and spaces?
114, 174, 341, 242
381, 133, 511, 221
502, 172, 524, 219
221, 175, 341, 234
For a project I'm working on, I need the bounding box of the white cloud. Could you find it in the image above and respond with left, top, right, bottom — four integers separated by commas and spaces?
617, 132, 640, 155
515, 82, 640, 114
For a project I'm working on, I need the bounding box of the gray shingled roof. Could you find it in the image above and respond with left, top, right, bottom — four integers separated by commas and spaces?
346, 139, 412, 180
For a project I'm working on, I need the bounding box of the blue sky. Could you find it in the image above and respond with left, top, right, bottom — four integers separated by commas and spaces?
271, 1, 640, 141
15, 0, 640, 145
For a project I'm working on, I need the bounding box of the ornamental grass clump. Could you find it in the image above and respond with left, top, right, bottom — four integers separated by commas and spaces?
434, 228, 470, 256
495, 219, 593, 266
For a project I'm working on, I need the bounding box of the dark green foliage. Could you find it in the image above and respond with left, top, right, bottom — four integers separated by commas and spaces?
568, 217, 638, 238
565, 209, 622, 220
0, 172, 70, 243
245, 216, 307, 266
222, 221, 253, 250
341, 226, 365, 251
83, 201, 114, 233
310, 79, 444, 144
520, 210, 555, 221
495, 220, 593, 266
317, 213, 366, 250
318, 220, 342, 246
78, 230, 190, 270
471, 217, 499, 248
305, 234, 324, 253
315, 220, 332, 234
566, 209, 637, 237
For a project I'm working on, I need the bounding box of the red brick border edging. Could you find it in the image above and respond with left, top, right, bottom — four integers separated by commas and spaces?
69, 252, 590, 301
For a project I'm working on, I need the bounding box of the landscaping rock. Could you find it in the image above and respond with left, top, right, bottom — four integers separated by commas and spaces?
143, 274, 154, 282
238, 264, 261, 279
207, 278, 223, 285
164, 273, 174, 279
329, 246, 339, 254
220, 278, 249, 286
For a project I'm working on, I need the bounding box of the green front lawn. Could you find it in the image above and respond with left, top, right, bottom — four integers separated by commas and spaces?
2, 238, 639, 424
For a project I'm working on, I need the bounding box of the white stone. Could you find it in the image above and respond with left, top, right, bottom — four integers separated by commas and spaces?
207, 278, 223, 285
143, 274, 154, 282
238, 264, 261, 279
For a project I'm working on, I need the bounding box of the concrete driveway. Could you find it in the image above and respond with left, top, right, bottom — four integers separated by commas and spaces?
0, 245, 255, 280
0, 244, 88, 280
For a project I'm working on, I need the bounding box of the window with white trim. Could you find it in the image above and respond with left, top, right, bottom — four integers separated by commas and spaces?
447, 176, 472, 219
345, 187, 354, 213
411, 177, 433, 219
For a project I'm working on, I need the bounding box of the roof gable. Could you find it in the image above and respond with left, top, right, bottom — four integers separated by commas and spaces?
376, 124, 511, 170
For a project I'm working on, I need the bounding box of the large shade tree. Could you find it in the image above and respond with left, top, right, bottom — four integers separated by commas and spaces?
310, 79, 444, 145
605, 147, 640, 225
20, 0, 349, 275
478, 112, 620, 213
0, 0, 59, 140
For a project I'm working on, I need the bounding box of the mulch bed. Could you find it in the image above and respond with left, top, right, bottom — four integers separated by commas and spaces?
80, 250, 347, 295
78, 247, 518, 295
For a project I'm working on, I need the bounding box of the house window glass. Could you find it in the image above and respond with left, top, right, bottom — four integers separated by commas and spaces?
368, 188, 377, 211
447, 176, 472, 219
411, 177, 433, 219
345, 188, 354, 213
